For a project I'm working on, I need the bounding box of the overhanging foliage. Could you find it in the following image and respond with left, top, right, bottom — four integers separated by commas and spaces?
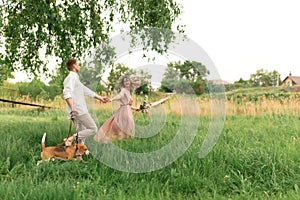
0, 0, 183, 79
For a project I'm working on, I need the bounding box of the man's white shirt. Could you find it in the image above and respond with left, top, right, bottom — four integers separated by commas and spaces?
63, 71, 95, 118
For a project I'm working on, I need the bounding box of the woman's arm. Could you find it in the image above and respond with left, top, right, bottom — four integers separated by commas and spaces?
131, 105, 140, 111
111, 88, 125, 101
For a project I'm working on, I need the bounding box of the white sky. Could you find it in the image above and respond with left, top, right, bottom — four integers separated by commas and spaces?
8, 0, 300, 83
179, 0, 300, 83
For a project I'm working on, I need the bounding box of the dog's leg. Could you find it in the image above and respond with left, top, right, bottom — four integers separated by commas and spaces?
53, 157, 69, 161
37, 160, 43, 166
37, 158, 53, 166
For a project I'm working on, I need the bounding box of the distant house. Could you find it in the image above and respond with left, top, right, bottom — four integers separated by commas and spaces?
281, 76, 300, 86
208, 79, 231, 85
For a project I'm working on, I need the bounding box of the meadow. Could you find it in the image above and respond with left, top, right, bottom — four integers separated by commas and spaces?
0, 93, 299, 199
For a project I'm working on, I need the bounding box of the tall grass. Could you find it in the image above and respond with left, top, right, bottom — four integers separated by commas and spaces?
0, 104, 299, 199
2, 88, 300, 116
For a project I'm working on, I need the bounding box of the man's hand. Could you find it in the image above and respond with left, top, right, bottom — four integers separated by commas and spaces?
70, 110, 79, 119
95, 94, 110, 103
100, 97, 110, 103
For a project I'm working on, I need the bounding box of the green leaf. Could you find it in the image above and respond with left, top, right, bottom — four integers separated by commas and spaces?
1, 0, 184, 80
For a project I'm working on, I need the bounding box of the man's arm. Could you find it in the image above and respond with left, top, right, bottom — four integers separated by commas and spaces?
82, 84, 109, 103
63, 75, 78, 116
65, 97, 79, 117
65, 98, 74, 111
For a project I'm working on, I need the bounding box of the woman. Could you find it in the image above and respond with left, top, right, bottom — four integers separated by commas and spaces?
94, 76, 139, 142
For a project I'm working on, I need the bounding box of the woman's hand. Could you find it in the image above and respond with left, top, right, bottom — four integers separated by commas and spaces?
95, 94, 110, 103
131, 106, 140, 111
101, 97, 111, 103
129, 99, 133, 106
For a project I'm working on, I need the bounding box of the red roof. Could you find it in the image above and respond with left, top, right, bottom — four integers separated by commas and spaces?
282, 76, 300, 85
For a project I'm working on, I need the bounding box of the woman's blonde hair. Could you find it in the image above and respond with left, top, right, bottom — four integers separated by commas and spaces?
117, 74, 141, 93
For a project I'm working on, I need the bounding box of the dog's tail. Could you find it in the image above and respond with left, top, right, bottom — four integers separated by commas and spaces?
42, 132, 46, 150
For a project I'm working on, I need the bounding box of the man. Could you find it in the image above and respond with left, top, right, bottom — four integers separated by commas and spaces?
63, 58, 109, 160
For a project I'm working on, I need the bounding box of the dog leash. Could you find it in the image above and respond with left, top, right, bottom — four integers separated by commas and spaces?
67, 119, 73, 138
56, 119, 74, 147
69, 111, 79, 147
69, 117, 79, 153
57, 111, 79, 148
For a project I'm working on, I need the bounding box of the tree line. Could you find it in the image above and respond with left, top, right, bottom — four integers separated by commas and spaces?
1, 61, 287, 102
0, 60, 210, 101
231, 69, 281, 90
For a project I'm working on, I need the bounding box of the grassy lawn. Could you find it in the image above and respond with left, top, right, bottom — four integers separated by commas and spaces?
0, 109, 299, 199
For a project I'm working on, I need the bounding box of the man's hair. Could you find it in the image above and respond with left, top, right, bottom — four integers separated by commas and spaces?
66, 58, 78, 71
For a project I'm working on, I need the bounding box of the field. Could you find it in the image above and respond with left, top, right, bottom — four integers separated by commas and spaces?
0, 92, 300, 199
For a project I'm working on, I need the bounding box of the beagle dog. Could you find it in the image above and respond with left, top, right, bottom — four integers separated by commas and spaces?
37, 132, 89, 165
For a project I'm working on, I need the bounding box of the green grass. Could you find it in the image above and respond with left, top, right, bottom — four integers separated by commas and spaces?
0, 109, 299, 199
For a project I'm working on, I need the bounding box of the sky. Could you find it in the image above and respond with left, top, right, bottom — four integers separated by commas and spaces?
8, 0, 300, 84
179, 0, 300, 83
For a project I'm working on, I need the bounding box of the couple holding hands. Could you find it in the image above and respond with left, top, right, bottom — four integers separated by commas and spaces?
63, 58, 139, 160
